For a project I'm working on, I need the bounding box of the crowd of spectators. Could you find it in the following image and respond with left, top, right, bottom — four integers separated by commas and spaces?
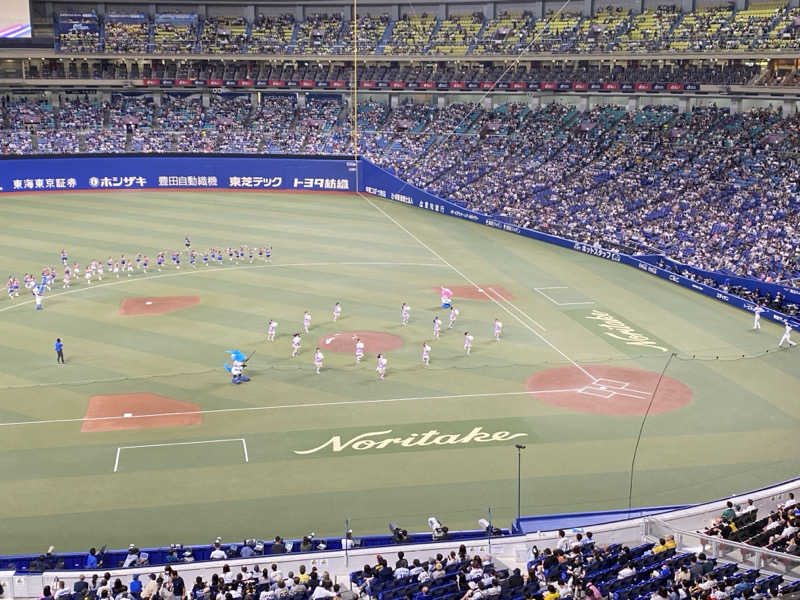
201, 17, 248, 54
383, 14, 438, 54
701, 495, 800, 556
367, 102, 800, 286
104, 20, 150, 53
249, 14, 295, 54
3, 94, 800, 289
340, 15, 392, 54
474, 12, 537, 54
153, 21, 198, 54
51, 3, 800, 56
58, 30, 102, 53
294, 14, 344, 54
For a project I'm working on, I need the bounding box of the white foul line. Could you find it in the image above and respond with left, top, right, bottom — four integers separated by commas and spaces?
114, 438, 248, 473
487, 287, 546, 331
534, 287, 595, 307
360, 193, 597, 383
0, 261, 446, 315
0, 390, 579, 429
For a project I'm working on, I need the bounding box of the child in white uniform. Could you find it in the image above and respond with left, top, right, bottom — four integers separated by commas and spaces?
401, 303, 411, 326
449, 307, 459, 328
355, 338, 365, 363
376, 354, 388, 379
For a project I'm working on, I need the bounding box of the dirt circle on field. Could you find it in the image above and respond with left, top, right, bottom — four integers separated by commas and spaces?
119, 295, 200, 315
317, 331, 404, 354
525, 365, 692, 416
433, 285, 515, 301
82, 393, 202, 432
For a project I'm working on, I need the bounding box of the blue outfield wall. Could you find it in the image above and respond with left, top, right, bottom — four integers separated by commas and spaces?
0, 155, 359, 193
359, 159, 800, 330
513, 505, 690, 535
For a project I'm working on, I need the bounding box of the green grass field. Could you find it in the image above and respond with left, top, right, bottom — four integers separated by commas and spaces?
0, 190, 798, 555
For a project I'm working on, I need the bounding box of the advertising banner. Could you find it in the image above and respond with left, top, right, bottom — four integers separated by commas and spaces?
0, 156, 358, 194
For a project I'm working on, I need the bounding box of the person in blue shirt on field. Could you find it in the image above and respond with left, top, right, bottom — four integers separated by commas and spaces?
55, 338, 65, 364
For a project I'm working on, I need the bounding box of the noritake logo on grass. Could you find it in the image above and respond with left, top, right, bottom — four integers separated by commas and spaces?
585, 309, 668, 352
294, 427, 527, 455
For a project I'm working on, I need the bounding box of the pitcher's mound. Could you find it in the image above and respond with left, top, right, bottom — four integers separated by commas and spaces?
434, 285, 514, 301
318, 331, 404, 354
526, 365, 692, 416
119, 296, 200, 315
82, 393, 202, 432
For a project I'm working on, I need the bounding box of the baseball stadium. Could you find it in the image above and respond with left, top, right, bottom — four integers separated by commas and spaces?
0, 0, 799, 599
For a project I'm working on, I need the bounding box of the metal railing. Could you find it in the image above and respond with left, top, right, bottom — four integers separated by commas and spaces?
644, 517, 800, 580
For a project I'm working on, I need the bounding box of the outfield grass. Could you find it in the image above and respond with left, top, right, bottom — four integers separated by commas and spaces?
0, 190, 798, 555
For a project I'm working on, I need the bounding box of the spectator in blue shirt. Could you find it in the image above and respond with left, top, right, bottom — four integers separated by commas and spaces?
130, 574, 143, 600
85, 548, 98, 569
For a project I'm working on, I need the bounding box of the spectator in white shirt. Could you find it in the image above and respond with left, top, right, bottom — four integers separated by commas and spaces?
410, 559, 425, 578
210, 543, 227, 560
269, 564, 283, 586
311, 582, 335, 600
618, 563, 636, 579
54, 581, 71, 600
341, 531, 355, 550
556, 530, 571, 553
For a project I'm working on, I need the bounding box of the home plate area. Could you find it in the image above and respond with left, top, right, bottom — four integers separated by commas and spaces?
525, 365, 692, 416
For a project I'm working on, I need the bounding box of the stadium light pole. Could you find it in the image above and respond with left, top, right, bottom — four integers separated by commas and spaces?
515, 444, 526, 525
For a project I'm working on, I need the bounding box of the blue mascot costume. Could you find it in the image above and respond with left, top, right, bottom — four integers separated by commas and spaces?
224, 350, 251, 384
